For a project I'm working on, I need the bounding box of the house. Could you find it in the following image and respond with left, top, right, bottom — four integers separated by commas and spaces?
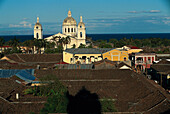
0, 46, 12, 53
131, 53, 156, 72
150, 59, 170, 89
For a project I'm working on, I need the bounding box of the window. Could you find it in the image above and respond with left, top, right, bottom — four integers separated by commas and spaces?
124, 57, 126, 61
148, 57, 151, 63
71, 28, 73, 32
68, 28, 70, 32
74, 28, 76, 32
36, 33, 39, 39
36, 26, 38, 29
80, 32, 82, 38
80, 25, 82, 28
65, 28, 67, 32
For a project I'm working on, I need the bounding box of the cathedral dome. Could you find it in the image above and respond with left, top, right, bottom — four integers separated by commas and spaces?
63, 10, 77, 26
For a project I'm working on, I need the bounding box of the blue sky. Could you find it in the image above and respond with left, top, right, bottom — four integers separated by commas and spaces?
0, 0, 170, 35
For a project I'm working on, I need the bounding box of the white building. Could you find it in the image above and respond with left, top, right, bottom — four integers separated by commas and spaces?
34, 10, 86, 50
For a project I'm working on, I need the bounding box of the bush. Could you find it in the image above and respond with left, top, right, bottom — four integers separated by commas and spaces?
100, 99, 117, 112
24, 88, 33, 95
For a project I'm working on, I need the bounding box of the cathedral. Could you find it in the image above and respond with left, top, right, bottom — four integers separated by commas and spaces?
34, 10, 86, 49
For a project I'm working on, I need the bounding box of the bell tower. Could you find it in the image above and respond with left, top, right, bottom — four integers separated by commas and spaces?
77, 16, 86, 47
34, 17, 43, 39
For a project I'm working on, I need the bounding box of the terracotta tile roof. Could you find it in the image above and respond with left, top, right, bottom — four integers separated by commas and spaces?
3, 54, 63, 63
93, 59, 117, 65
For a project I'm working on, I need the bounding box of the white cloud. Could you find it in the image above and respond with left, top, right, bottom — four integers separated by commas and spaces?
145, 20, 159, 24
162, 20, 170, 25
128, 11, 138, 13
128, 10, 161, 14
9, 21, 32, 28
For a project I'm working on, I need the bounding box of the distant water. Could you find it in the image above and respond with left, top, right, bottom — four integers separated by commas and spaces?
0, 33, 170, 42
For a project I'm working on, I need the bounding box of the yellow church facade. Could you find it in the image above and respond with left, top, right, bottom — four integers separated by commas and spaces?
103, 49, 129, 61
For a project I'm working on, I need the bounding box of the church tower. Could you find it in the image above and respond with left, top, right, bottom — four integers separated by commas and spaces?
77, 16, 86, 47
34, 17, 43, 39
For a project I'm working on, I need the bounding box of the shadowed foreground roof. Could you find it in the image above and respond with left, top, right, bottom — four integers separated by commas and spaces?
0, 69, 169, 113
35, 69, 170, 113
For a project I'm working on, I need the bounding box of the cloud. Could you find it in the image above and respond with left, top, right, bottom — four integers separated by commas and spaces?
9, 21, 32, 28
144, 10, 161, 13
145, 20, 159, 24
128, 10, 161, 14
128, 11, 139, 13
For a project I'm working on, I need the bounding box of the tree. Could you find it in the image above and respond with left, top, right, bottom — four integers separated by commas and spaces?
78, 44, 86, 48
109, 39, 118, 47
0, 37, 5, 53
64, 36, 71, 49
72, 44, 76, 48
100, 99, 117, 112
39, 75, 68, 113
9, 37, 20, 48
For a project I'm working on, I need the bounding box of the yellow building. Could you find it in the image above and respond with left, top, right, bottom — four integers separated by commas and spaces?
63, 48, 113, 64
63, 48, 131, 65
103, 49, 129, 61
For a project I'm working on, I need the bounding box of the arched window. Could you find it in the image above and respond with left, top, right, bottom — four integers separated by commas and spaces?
36, 33, 39, 39
65, 28, 67, 32
68, 28, 70, 32
80, 32, 82, 38
74, 28, 76, 32
124, 57, 126, 61
36, 26, 38, 29
80, 25, 82, 28
71, 28, 73, 32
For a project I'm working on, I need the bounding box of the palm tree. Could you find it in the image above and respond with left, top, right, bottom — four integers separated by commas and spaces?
9, 37, 20, 48
0, 37, 5, 53
51, 35, 61, 47
64, 36, 71, 49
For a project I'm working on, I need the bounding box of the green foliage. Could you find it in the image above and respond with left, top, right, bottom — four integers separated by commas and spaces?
3, 47, 22, 54
24, 88, 33, 95
100, 99, 117, 112
72, 44, 76, 48
99, 43, 112, 48
40, 93, 68, 113
44, 48, 58, 54
94, 37, 170, 50
78, 44, 86, 48
38, 75, 67, 96
40, 75, 68, 113
0, 37, 5, 47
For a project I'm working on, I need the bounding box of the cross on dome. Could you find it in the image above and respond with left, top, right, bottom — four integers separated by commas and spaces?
80, 16, 83, 22
68, 10, 71, 17
37, 17, 39, 23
